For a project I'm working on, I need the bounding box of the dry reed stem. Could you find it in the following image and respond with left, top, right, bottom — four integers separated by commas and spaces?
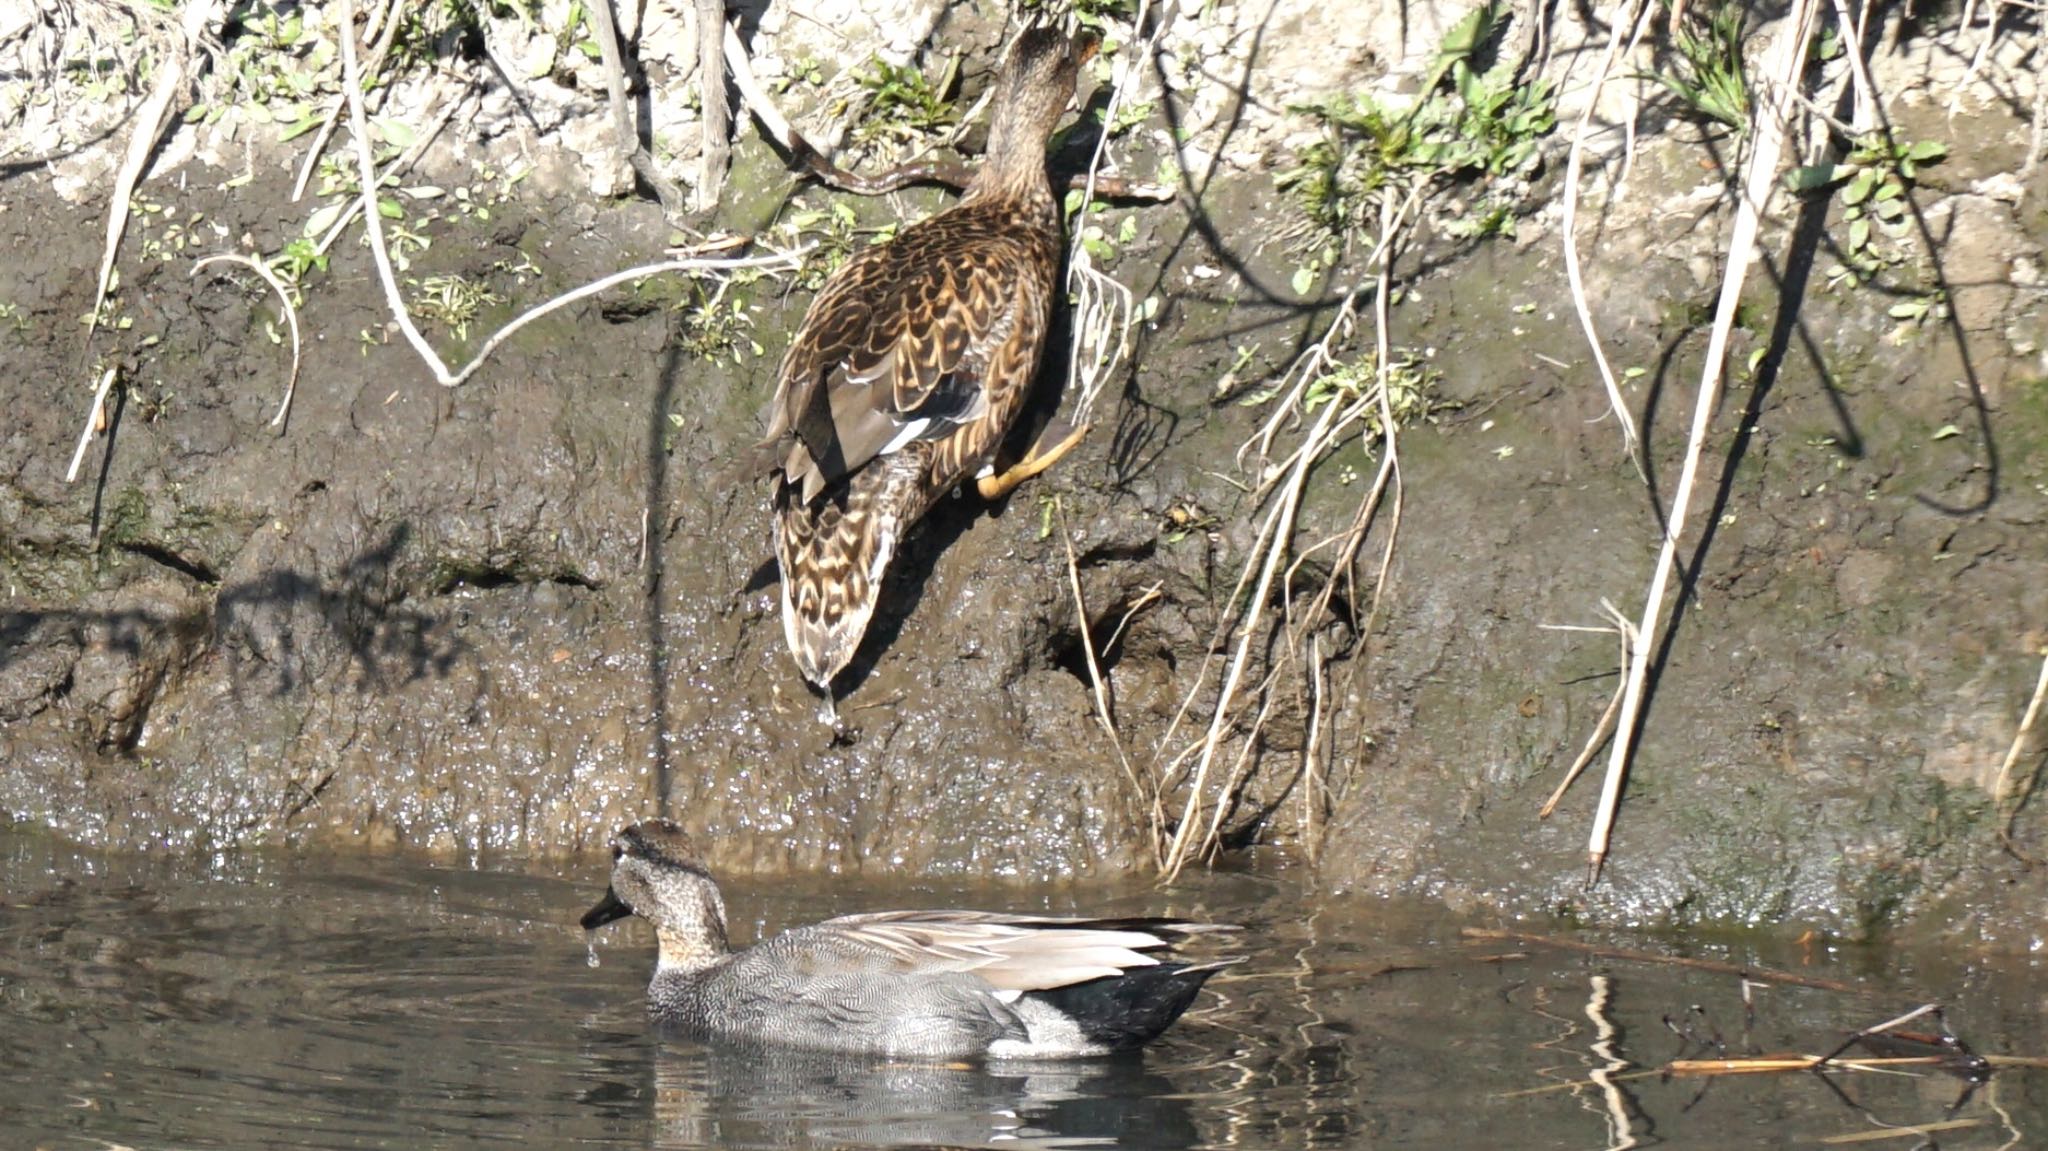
312, 91, 464, 258
1949, 0, 2011, 118
1502, 1057, 1988, 1100
1536, 601, 1635, 818
1460, 926, 1860, 991
1827, 0, 1878, 134
1991, 647, 2048, 856
1819, 1119, 1985, 1145
86, 0, 224, 346
695, 0, 729, 210
1559, 0, 1648, 470
64, 367, 119, 484
2027, 49, 2048, 174
192, 254, 302, 430
722, 22, 795, 153
1055, 497, 1145, 809
1587, 0, 1819, 886
290, 0, 402, 203
1063, 0, 1163, 428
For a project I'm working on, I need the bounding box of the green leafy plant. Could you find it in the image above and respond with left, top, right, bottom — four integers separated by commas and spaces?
1785, 134, 1947, 287
850, 55, 960, 150
408, 273, 502, 341
270, 237, 330, 301
1649, 2, 1751, 132
775, 198, 899, 290
1298, 352, 1442, 440
1278, 4, 1555, 288
674, 284, 762, 364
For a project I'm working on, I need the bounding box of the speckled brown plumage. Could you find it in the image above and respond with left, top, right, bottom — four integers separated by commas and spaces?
758, 27, 1084, 699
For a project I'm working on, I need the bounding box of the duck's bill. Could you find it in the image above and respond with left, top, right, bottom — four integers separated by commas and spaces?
581, 887, 634, 930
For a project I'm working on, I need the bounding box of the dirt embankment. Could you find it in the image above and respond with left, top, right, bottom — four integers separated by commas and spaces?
2, 0, 2046, 942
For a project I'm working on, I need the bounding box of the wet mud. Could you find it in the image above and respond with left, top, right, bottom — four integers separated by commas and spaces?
4, 16, 2048, 943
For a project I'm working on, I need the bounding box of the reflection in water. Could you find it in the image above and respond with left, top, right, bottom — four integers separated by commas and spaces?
649, 1044, 1202, 1149
1, 828, 2044, 1151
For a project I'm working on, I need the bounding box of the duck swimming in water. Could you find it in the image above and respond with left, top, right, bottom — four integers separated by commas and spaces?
582, 820, 1241, 1058
756, 27, 1093, 719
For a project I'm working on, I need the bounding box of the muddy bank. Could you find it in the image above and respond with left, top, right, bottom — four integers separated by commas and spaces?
3, 0, 2047, 940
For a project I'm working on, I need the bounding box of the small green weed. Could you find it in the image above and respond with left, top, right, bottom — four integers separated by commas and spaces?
1253, 351, 1442, 443
1278, 4, 1555, 288
774, 198, 898, 289
1649, 2, 1750, 133
674, 284, 763, 364
408, 274, 502, 341
850, 55, 959, 151
1785, 134, 1947, 289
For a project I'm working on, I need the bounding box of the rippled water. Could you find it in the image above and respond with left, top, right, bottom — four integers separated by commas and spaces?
3, 825, 2044, 1150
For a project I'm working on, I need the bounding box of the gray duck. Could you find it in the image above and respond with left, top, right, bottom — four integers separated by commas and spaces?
581, 820, 1242, 1058
756, 27, 1094, 716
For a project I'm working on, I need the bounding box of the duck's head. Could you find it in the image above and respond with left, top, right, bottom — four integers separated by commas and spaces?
980, 26, 1094, 181
582, 819, 730, 971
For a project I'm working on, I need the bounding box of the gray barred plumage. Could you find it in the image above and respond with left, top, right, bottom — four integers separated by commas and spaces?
582, 820, 1243, 1059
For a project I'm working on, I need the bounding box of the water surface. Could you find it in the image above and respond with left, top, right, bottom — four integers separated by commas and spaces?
2, 827, 2042, 1149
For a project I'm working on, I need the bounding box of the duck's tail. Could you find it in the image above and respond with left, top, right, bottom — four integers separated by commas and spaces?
773, 453, 926, 692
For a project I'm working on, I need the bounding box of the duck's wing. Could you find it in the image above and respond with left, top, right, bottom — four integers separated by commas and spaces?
810, 910, 1238, 994
761, 226, 1038, 503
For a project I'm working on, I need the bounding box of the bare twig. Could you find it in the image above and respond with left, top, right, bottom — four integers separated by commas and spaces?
290, 0, 403, 203
1055, 497, 1146, 811
64, 367, 119, 484
87, 0, 224, 345
587, 0, 683, 214
1537, 601, 1635, 818
1991, 647, 2048, 858
1826, 0, 1878, 134
1559, 0, 1647, 470
192, 254, 303, 430
312, 89, 466, 258
336, 0, 802, 388
1587, 0, 1820, 886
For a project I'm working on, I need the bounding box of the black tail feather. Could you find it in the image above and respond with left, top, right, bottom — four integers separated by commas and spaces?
1024, 959, 1240, 1052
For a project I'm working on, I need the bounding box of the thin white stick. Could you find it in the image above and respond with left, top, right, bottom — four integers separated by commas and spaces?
87, 0, 224, 342
724, 21, 796, 151
291, 0, 404, 202
1056, 498, 1144, 806
1538, 601, 1635, 818
313, 93, 464, 258
335, 0, 803, 388
1559, 0, 1647, 469
1991, 648, 2048, 844
1827, 0, 1879, 134
192, 253, 302, 429
1587, 0, 1820, 885
65, 367, 119, 483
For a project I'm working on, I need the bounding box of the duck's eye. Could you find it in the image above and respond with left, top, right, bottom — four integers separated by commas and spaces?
611, 845, 623, 861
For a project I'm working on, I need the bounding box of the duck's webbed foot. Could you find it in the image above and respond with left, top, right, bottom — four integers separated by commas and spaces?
975, 420, 1091, 501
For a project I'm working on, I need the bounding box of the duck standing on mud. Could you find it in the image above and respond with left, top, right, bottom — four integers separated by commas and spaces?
756, 26, 1093, 722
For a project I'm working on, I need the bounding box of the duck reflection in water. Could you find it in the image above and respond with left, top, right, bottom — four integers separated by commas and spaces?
648, 1043, 1204, 1150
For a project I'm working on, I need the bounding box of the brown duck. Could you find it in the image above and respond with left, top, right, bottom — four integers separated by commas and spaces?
758, 27, 1092, 718
761, 24, 1097, 716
